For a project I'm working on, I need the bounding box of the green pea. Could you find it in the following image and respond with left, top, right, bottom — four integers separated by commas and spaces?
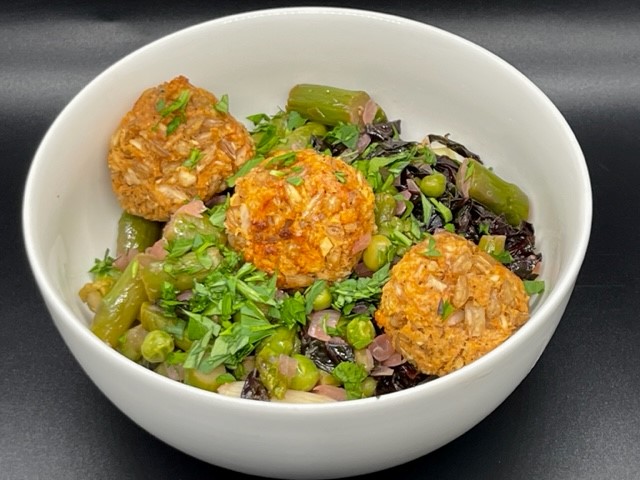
362, 234, 392, 272
361, 377, 378, 398
312, 286, 332, 311
288, 354, 321, 392
419, 172, 447, 197
346, 318, 376, 349
259, 326, 296, 356
140, 330, 174, 363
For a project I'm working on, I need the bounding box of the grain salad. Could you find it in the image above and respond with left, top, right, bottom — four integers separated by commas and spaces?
80, 78, 545, 402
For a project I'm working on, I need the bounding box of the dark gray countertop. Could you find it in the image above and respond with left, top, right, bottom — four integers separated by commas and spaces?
3, 1, 639, 479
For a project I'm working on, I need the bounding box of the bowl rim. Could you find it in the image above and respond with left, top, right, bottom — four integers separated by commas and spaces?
22, 5, 593, 412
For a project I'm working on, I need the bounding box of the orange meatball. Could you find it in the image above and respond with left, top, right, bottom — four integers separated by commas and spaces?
224, 149, 376, 289
374, 231, 530, 376
108, 75, 254, 221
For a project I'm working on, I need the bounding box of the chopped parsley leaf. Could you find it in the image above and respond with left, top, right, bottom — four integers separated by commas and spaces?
330, 263, 390, 310
421, 235, 441, 257
523, 280, 545, 295
326, 123, 359, 149
158, 89, 190, 117
247, 112, 270, 125
226, 155, 264, 187
214, 94, 229, 113
491, 250, 514, 264
183, 148, 204, 169
332, 361, 368, 400
304, 280, 328, 314
286, 111, 306, 131
464, 159, 476, 180
429, 197, 453, 223
166, 115, 183, 135
89, 249, 118, 278
156, 89, 190, 135
438, 299, 455, 320
286, 176, 303, 186
266, 151, 297, 169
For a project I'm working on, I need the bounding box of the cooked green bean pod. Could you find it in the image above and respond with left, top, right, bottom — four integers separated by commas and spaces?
117, 211, 162, 256
90, 257, 147, 347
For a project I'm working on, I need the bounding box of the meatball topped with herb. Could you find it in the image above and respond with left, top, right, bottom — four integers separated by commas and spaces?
108, 75, 254, 221
374, 230, 530, 376
224, 148, 376, 289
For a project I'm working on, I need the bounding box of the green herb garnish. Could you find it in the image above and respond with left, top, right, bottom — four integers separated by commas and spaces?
491, 250, 514, 264
156, 89, 191, 136
326, 123, 359, 149
334, 171, 347, 184
421, 234, 441, 257
438, 299, 455, 320
183, 148, 204, 169
330, 263, 390, 310
286, 176, 303, 186
89, 249, 118, 278
226, 155, 264, 187
332, 361, 369, 400
523, 280, 545, 295
214, 94, 229, 113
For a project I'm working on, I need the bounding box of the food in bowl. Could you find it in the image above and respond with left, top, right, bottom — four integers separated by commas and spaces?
23, 8, 592, 478
79, 76, 545, 402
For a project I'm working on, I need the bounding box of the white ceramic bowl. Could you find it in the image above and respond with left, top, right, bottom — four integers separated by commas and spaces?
23, 7, 591, 479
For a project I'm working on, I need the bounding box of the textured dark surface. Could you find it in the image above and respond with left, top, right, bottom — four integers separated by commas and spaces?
3, 1, 640, 479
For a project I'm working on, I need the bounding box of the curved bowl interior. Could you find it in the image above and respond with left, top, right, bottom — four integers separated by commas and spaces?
23, 7, 591, 479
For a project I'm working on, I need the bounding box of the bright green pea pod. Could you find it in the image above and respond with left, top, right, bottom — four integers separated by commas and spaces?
117, 211, 162, 256
91, 257, 147, 347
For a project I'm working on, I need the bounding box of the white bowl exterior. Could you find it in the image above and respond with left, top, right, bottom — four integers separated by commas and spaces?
23, 7, 591, 479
